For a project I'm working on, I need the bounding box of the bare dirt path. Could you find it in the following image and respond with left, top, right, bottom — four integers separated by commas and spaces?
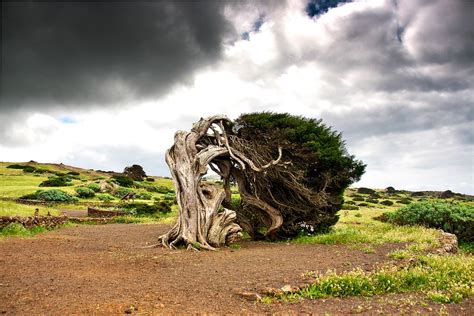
59, 209, 87, 217
0, 224, 472, 314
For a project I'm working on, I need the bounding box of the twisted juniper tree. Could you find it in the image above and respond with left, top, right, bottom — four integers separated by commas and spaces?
158, 113, 365, 250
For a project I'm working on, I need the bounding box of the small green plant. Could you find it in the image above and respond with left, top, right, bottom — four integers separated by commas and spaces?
67, 171, 80, 176
75, 187, 95, 198
353, 196, 365, 202
357, 188, 375, 195
380, 200, 394, 206
146, 185, 174, 194
114, 187, 133, 198
366, 199, 379, 204
22, 166, 36, 173
36, 189, 76, 202
341, 204, 359, 210
97, 193, 115, 201
39, 176, 72, 187
135, 192, 152, 200
87, 183, 101, 192
229, 243, 241, 250
111, 175, 134, 187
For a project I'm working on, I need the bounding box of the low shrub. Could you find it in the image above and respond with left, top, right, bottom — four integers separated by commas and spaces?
111, 175, 134, 187
39, 176, 72, 187
33, 168, 49, 174
87, 183, 101, 192
67, 171, 80, 176
345, 200, 356, 205
341, 204, 359, 210
397, 198, 412, 205
357, 187, 376, 195
366, 199, 379, 204
97, 193, 115, 201
385, 201, 474, 241
36, 189, 76, 202
75, 187, 95, 198
380, 200, 394, 206
135, 192, 152, 200
115, 187, 133, 198
385, 186, 396, 193
145, 185, 174, 194
352, 197, 365, 202
7, 164, 27, 169
357, 202, 368, 207
146, 177, 155, 182
22, 166, 36, 173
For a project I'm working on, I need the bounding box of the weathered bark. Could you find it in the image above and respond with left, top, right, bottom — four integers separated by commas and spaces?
158, 115, 283, 250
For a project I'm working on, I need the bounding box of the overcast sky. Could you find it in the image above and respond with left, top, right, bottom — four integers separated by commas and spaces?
1, 0, 473, 194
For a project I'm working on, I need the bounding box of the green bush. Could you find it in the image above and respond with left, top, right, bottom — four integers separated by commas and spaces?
357, 202, 368, 207
75, 187, 95, 198
22, 166, 36, 173
111, 175, 134, 187
97, 193, 115, 201
366, 199, 379, 204
114, 187, 133, 198
380, 200, 394, 206
67, 171, 80, 176
397, 198, 412, 205
345, 200, 356, 205
352, 197, 365, 202
146, 177, 155, 182
341, 204, 359, 210
146, 185, 174, 194
87, 183, 101, 192
7, 164, 27, 169
33, 168, 49, 174
39, 176, 72, 187
36, 189, 76, 202
135, 192, 152, 200
357, 187, 375, 195
385, 201, 474, 241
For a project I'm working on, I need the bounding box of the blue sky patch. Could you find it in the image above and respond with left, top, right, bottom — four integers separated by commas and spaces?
306, 0, 352, 18
59, 116, 77, 124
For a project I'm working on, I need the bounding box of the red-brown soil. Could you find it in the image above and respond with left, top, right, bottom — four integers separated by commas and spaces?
0, 224, 472, 314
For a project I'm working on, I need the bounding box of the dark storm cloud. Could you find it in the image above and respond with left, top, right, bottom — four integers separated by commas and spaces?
0, 1, 232, 110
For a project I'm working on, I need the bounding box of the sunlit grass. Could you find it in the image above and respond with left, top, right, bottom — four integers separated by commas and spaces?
294, 207, 440, 246
0, 200, 60, 217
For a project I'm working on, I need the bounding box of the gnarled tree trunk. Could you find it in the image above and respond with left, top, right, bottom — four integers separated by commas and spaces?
158, 115, 283, 250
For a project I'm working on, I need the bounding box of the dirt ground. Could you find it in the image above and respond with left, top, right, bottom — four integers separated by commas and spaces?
0, 224, 472, 314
